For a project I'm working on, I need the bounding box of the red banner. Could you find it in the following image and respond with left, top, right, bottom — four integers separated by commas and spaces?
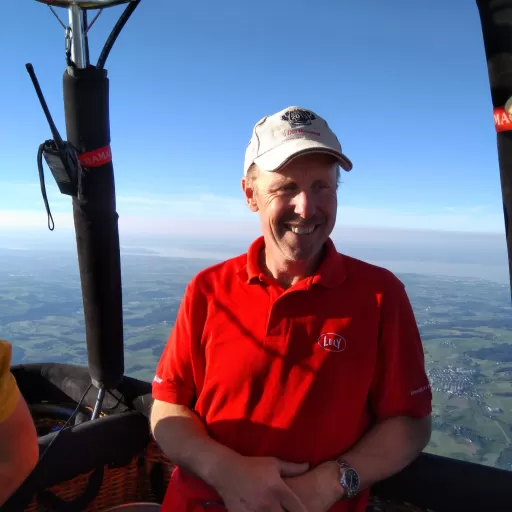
494, 107, 512, 132
79, 145, 112, 167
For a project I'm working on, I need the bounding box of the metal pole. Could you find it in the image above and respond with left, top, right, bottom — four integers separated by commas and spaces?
91, 388, 106, 419
68, 4, 87, 68
27, 0, 141, 394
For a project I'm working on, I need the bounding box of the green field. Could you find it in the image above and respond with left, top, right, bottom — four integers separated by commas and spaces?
2, 249, 512, 472
398, 273, 512, 469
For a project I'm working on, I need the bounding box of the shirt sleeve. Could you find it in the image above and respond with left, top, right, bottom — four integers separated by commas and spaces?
368, 280, 432, 421
152, 278, 206, 408
0, 340, 21, 424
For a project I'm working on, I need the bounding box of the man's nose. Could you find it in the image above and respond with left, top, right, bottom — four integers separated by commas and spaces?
292, 190, 316, 219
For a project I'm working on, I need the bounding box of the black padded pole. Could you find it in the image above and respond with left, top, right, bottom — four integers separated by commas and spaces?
63, 66, 124, 389
476, 0, 512, 300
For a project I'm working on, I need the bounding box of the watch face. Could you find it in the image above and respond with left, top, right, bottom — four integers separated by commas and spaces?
344, 468, 360, 492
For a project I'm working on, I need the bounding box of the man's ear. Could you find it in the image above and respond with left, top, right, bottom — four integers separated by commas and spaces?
241, 177, 259, 212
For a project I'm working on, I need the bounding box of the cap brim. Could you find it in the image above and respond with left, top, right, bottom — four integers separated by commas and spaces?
253, 138, 353, 173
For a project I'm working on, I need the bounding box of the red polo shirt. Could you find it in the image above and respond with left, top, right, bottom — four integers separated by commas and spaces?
152, 236, 432, 512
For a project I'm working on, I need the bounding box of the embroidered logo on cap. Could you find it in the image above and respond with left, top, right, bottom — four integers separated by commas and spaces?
282, 108, 316, 127
318, 332, 346, 352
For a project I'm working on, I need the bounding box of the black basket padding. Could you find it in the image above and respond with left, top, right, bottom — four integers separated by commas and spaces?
11, 363, 153, 416
372, 451, 512, 512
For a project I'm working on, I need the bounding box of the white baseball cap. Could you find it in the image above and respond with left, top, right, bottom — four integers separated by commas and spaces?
243, 106, 353, 176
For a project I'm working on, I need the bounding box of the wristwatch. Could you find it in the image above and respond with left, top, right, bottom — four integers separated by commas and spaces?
336, 458, 360, 499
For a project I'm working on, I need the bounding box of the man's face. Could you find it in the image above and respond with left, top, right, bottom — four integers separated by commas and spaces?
242, 153, 338, 263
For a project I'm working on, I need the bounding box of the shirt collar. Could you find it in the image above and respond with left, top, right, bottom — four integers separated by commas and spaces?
237, 236, 346, 289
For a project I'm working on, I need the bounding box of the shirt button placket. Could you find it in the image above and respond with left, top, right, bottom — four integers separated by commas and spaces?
265, 288, 284, 344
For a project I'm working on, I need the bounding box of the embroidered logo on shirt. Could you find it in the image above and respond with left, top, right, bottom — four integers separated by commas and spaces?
153, 375, 163, 384
318, 333, 346, 352
410, 384, 431, 396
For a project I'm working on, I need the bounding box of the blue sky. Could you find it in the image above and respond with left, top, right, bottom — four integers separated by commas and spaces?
0, 0, 505, 241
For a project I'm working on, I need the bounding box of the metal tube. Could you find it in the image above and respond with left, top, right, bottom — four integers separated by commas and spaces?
68, 4, 87, 68
91, 388, 106, 419
36, 0, 132, 8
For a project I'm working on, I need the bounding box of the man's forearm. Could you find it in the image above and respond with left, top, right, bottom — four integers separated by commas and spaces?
311, 415, 432, 508
150, 399, 241, 491
338, 415, 432, 493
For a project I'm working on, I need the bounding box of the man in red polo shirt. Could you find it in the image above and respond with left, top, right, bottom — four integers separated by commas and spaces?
151, 106, 432, 512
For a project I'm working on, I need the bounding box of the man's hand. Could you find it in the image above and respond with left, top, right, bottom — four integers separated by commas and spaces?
284, 462, 343, 512
212, 454, 311, 512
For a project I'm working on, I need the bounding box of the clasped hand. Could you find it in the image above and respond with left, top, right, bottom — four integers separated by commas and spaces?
212, 455, 343, 512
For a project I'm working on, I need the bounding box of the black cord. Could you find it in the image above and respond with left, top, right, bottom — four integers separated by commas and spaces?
83, 10, 91, 67
37, 142, 55, 231
103, 389, 124, 411
97, 0, 141, 70
38, 383, 93, 464
104, 388, 145, 416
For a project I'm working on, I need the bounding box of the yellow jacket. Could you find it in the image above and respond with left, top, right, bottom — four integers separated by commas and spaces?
0, 339, 20, 424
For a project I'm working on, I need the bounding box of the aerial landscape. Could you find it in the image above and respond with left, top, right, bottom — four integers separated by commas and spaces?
2, 244, 512, 474
1, 2, 511, 510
